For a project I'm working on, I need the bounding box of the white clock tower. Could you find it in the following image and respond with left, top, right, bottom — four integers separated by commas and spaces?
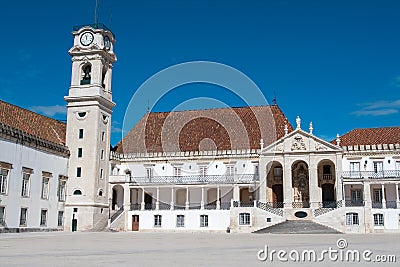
64, 24, 117, 231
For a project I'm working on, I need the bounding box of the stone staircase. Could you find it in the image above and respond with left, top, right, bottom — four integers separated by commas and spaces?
253, 220, 341, 234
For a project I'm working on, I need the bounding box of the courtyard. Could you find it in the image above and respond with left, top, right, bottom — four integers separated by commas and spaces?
0, 232, 398, 266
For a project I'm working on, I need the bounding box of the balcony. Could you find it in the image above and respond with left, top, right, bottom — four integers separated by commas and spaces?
125, 174, 257, 185
342, 170, 400, 179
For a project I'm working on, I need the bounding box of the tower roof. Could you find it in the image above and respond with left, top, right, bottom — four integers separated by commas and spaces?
114, 105, 293, 154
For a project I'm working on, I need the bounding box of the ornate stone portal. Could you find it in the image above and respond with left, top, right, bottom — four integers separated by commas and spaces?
292, 161, 310, 207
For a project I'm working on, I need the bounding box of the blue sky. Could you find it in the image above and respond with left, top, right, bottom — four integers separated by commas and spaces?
0, 0, 399, 145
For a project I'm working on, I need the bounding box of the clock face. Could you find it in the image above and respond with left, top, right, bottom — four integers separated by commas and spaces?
104, 36, 111, 50
80, 32, 94, 46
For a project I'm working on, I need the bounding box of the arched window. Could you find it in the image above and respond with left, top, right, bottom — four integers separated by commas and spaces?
73, 189, 82, 195
80, 64, 91, 85
98, 189, 103, 197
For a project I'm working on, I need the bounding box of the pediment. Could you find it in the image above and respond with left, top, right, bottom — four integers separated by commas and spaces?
261, 129, 341, 154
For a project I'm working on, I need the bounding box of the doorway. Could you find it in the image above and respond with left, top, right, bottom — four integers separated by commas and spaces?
132, 215, 139, 231
272, 184, 284, 204
322, 184, 335, 207
72, 219, 77, 232
144, 193, 153, 210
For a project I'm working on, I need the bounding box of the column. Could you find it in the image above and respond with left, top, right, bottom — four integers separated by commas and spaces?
381, 184, 386, 209
283, 158, 292, 209
156, 187, 160, 210
123, 183, 131, 211
201, 187, 205, 210
216, 186, 221, 210
363, 182, 371, 208
233, 185, 240, 201
185, 187, 189, 210
309, 165, 319, 209
170, 187, 174, 210
335, 153, 343, 201
396, 184, 400, 208
258, 158, 267, 202
141, 187, 145, 211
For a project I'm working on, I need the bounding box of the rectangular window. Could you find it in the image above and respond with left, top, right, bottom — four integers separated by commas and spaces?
58, 211, 64, 227
226, 165, 235, 176
154, 215, 162, 227
373, 189, 383, 203
41, 177, 50, 199
0, 206, 5, 225
40, 209, 47, 226
21, 172, 30, 197
101, 150, 104, 160
373, 161, 383, 173
20, 208, 27, 226
351, 189, 362, 204
273, 167, 283, 181
77, 148, 83, 158
101, 132, 105, 142
176, 215, 185, 227
239, 213, 250, 225
397, 161, 400, 171
0, 168, 9, 194
100, 169, 104, 179
199, 167, 207, 177
346, 213, 359, 225
77, 167, 82, 178
173, 167, 182, 177
200, 215, 208, 227
58, 177, 66, 202
350, 162, 360, 178
146, 168, 153, 179
373, 214, 384, 226
79, 129, 84, 139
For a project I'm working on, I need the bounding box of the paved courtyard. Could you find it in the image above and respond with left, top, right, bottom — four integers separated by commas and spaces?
0, 232, 399, 266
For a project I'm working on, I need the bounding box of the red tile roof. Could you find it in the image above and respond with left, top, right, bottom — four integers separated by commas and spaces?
115, 105, 293, 154
338, 127, 400, 146
0, 99, 66, 145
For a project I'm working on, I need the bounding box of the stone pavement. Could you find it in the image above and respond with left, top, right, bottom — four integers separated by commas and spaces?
0, 232, 399, 266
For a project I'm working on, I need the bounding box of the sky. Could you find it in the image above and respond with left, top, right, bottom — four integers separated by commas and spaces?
0, 0, 399, 146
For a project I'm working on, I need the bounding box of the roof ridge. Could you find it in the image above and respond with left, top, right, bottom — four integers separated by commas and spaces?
147, 105, 274, 115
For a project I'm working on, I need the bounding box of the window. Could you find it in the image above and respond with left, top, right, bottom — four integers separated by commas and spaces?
199, 166, 207, 177
58, 177, 66, 202
100, 169, 104, 179
273, 167, 283, 181
226, 165, 235, 176
101, 132, 105, 142
58, 211, 64, 227
79, 129, 84, 139
73, 189, 82, 195
239, 213, 251, 225
154, 215, 162, 227
41, 177, 50, 199
101, 150, 104, 160
346, 213, 359, 225
373, 189, 383, 203
98, 189, 103, 196
373, 162, 383, 173
350, 162, 360, 178
77, 148, 83, 158
351, 189, 362, 204
40, 209, 47, 226
173, 167, 182, 177
21, 172, 30, 197
20, 208, 27, 226
200, 215, 208, 227
397, 161, 400, 171
146, 168, 153, 179
373, 214, 384, 226
77, 167, 82, 177
0, 206, 5, 224
323, 165, 331, 174
80, 64, 91, 85
0, 167, 9, 194
176, 215, 185, 227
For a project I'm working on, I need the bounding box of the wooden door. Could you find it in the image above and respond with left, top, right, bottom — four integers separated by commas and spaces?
322, 184, 335, 202
132, 215, 139, 231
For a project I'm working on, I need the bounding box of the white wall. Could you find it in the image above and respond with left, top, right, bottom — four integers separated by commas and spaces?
0, 138, 68, 229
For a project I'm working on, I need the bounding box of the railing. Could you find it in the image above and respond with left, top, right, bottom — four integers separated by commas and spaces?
386, 201, 398, 209
322, 174, 333, 181
314, 200, 343, 217
292, 201, 310, 208
344, 200, 364, 207
256, 201, 284, 217
110, 207, 124, 222
127, 174, 257, 185
273, 176, 283, 183
372, 202, 383, 209
342, 170, 400, 179
130, 202, 231, 210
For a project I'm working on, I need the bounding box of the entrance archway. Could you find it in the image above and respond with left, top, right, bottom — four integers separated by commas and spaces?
318, 159, 336, 207
112, 185, 124, 210
266, 161, 284, 206
292, 161, 310, 208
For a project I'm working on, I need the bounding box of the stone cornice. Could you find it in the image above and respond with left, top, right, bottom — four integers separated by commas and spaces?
0, 122, 69, 158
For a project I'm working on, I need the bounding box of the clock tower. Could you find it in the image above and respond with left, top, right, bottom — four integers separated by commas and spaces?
64, 24, 116, 231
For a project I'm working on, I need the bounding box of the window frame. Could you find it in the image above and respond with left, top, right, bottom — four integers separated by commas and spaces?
200, 214, 209, 227
0, 167, 9, 195
154, 215, 162, 227
77, 147, 83, 158
78, 129, 84, 139
19, 207, 28, 226
351, 189, 362, 204
58, 211, 64, 227
0, 206, 5, 225
41, 176, 50, 199
239, 212, 251, 226
21, 172, 31, 197
373, 213, 384, 226
346, 212, 359, 226
40, 209, 47, 226
176, 215, 185, 227
77, 167, 82, 178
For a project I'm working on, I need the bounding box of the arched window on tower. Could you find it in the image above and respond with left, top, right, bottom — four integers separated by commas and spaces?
80, 64, 91, 85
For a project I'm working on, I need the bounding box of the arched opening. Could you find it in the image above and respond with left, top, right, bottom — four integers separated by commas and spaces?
266, 161, 284, 207
111, 185, 124, 210
80, 63, 91, 85
318, 159, 336, 207
73, 189, 82, 195
240, 187, 254, 205
292, 161, 310, 208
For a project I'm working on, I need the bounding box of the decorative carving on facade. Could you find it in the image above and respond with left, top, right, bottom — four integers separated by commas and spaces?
275, 144, 283, 151
315, 143, 328, 151
291, 136, 306, 150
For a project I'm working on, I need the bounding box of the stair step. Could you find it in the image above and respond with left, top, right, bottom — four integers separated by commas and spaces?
253, 220, 340, 234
